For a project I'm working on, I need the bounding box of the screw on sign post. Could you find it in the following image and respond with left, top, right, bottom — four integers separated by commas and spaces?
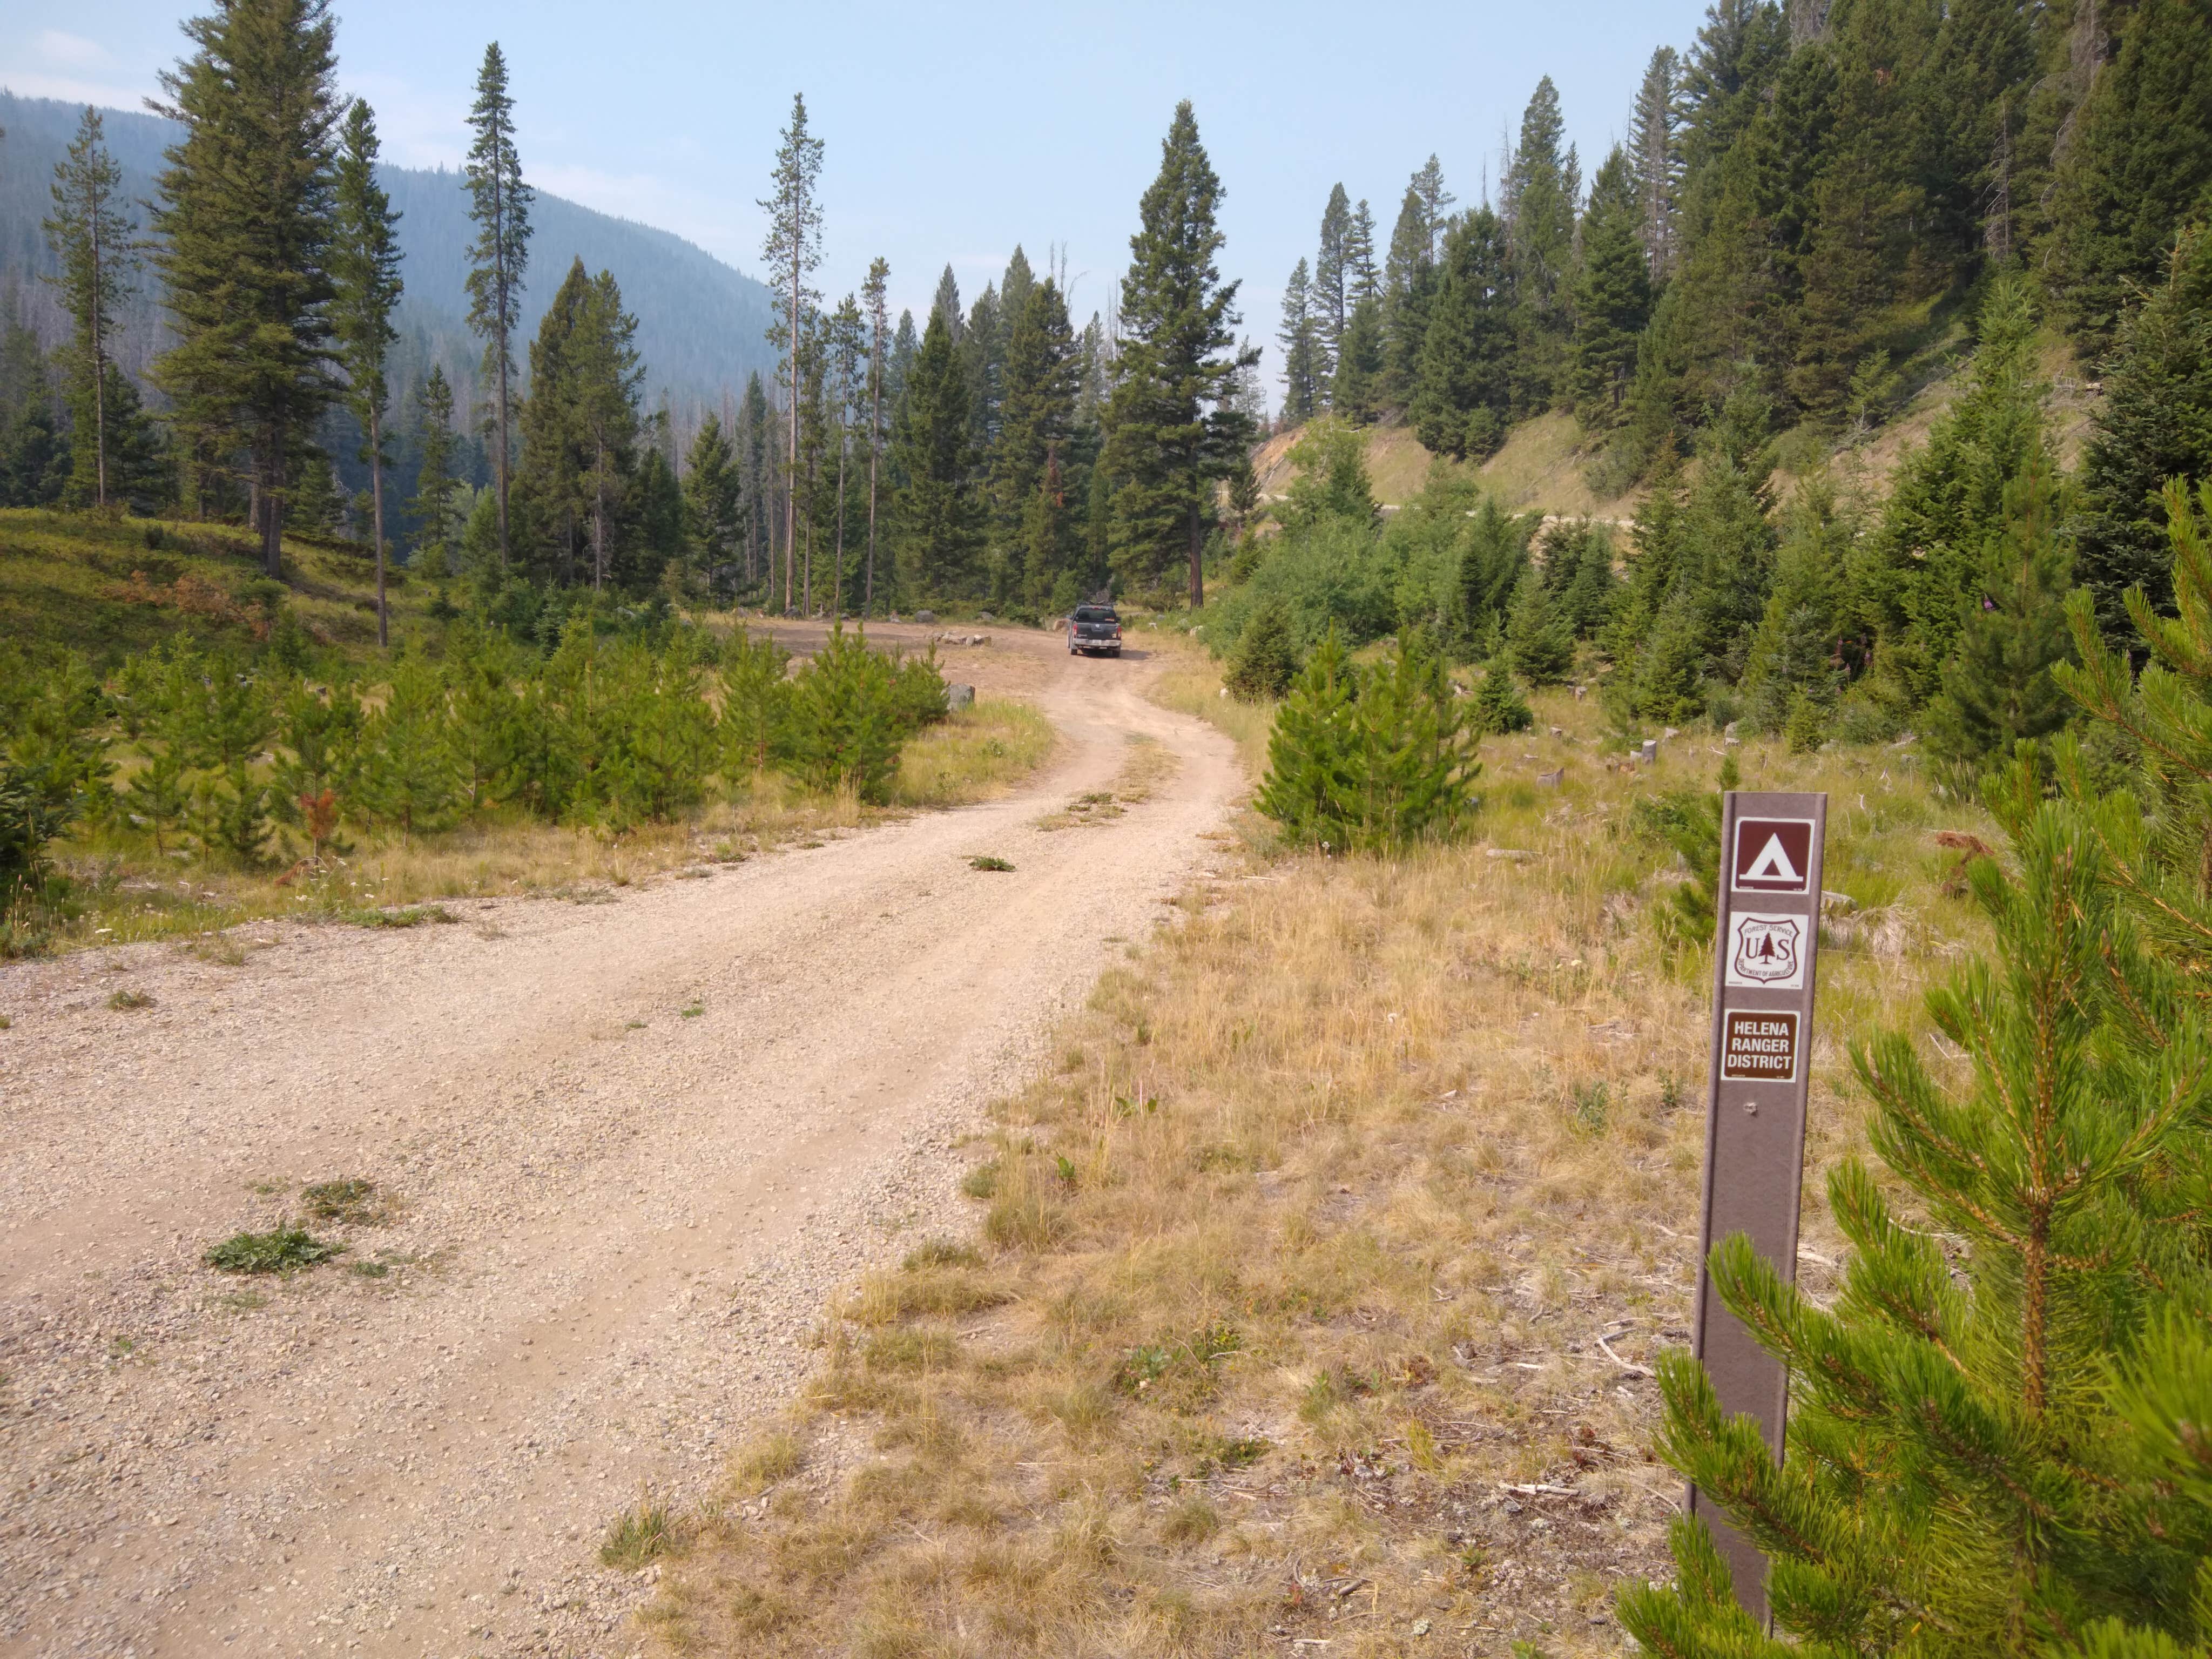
1689, 791, 1827, 1620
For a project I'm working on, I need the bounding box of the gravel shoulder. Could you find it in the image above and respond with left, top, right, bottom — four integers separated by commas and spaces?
0, 629, 1239, 1659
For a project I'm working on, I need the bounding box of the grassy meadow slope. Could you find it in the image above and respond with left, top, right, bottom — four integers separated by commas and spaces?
643, 639, 1987, 1658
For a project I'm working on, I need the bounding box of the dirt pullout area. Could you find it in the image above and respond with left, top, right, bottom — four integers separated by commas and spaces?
0, 629, 1238, 1658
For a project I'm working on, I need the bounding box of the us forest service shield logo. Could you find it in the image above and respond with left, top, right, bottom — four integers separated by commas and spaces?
1725, 912, 1805, 989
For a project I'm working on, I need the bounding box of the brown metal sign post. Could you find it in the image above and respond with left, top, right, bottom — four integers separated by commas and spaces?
1688, 790, 1827, 1620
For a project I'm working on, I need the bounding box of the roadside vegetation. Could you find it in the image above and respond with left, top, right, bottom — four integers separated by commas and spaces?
0, 521, 1048, 955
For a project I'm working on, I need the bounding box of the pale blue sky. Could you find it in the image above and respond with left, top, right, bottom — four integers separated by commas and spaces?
5, 2, 1713, 395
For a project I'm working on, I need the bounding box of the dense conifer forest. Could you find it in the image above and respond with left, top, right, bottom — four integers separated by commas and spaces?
4, 0, 2210, 750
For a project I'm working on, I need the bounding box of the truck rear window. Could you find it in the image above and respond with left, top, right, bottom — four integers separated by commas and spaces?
1074, 608, 1116, 623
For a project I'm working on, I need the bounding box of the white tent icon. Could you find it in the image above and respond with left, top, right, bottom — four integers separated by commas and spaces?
1741, 833, 1802, 886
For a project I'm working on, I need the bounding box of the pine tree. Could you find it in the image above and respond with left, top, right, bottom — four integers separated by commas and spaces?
931, 267, 964, 343
1277, 258, 1320, 426
408, 365, 458, 576
891, 307, 982, 601
1332, 294, 1386, 424
2046, 0, 2212, 347
1570, 146, 1654, 429
1628, 45, 1686, 278
1505, 76, 1582, 415
1224, 594, 1299, 700
463, 41, 532, 568
1411, 208, 1512, 459
41, 107, 137, 511
1313, 184, 1353, 389
1468, 662, 1534, 735
760, 93, 825, 613
1622, 764, 2212, 1654
1381, 184, 1437, 407
1505, 569, 1575, 685
330, 99, 404, 646
1739, 501, 1846, 733
151, 0, 342, 578
1924, 454, 2076, 766
683, 412, 741, 584
962, 281, 1004, 471
861, 256, 891, 616
1103, 102, 1254, 607
739, 370, 773, 590
1345, 199, 1378, 305
518, 259, 593, 582
826, 293, 866, 614
999, 277, 1080, 608
2075, 222, 2212, 635
1411, 154, 1454, 264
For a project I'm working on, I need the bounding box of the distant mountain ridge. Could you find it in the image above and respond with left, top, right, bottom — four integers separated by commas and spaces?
0, 90, 777, 426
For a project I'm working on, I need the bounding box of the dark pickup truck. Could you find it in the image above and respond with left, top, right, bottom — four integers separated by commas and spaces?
1068, 604, 1123, 657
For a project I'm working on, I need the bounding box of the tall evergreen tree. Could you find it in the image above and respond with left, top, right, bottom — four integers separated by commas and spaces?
463, 41, 531, 569
1570, 146, 1654, 428
41, 107, 136, 511
760, 92, 824, 613
1504, 75, 1582, 414
1381, 186, 1431, 391
1411, 207, 1513, 459
330, 98, 403, 645
2075, 222, 2212, 635
575, 270, 643, 590
1277, 258, 1321, 426
151, 0, 342, 577
1102, 101, 1255, 606
1629, 45, 1686, 278
1410, 153, 1454, 264
1924, 453, 2076, 765
862, 255, 891, 616
930, 266, 963, 342
407, 364, 457, 574
739, 370, 772, 589
517, 258, 592, 583
683, 412, 741, 585
890, 307, 982, 602
997, 276, 1081, 607
1345, 199, 1379, 305
1313, 183, 1353, 390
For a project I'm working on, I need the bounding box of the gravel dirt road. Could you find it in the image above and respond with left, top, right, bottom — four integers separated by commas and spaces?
0, 625, 1238, 1658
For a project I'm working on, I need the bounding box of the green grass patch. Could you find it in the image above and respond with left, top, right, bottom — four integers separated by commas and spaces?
204, 1225, 342, 1274
341, 904, 456, 928
600, 1499, 679, 1569
106, 988, 154, 1010
969, 855, 1015, 872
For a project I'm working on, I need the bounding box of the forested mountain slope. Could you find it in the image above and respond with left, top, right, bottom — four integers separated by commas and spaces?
0, 91, 775, 421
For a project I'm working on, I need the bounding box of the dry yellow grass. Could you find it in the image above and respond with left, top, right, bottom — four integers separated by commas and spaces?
43, 697, 1054, 951
643, 665, 1994, 1656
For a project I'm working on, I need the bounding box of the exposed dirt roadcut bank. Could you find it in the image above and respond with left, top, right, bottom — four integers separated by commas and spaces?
0, 628, 1239, 1658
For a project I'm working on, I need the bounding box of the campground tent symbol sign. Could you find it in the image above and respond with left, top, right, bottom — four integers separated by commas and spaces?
1732, 818, 1816, 894
1726, 912, 1806, 989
